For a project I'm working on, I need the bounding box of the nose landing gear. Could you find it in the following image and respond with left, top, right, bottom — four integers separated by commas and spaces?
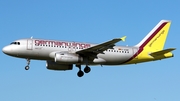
25, 59, 30, 70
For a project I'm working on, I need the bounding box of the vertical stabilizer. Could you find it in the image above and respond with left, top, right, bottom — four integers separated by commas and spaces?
136, 20, 171, 52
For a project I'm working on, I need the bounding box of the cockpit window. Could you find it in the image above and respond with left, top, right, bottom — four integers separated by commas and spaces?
10, 42, 20, 45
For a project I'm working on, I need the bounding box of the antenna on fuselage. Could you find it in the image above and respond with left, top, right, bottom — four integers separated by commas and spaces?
31, 36, 33, 39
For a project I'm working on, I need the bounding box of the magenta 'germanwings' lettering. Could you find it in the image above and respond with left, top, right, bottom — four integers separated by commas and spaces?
35, 40, 91, 48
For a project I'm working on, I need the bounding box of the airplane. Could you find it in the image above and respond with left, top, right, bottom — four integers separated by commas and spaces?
2, 20, 175, 77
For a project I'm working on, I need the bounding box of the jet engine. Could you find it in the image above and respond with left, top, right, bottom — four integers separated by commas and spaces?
46, 60, 73, 70
54, 52, 83, 63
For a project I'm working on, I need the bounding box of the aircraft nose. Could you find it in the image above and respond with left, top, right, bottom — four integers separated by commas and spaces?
2, 46, 11, 54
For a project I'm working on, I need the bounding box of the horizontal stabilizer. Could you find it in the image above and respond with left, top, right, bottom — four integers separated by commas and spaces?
150, 48, 176, 57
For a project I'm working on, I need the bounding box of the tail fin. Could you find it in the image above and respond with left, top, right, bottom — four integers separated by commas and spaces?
136, 20, 171, 52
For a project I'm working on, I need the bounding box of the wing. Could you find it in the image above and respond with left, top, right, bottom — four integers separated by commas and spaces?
76, 36, 126, 58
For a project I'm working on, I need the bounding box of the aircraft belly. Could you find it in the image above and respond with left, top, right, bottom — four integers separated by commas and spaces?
97, 53, 132, 65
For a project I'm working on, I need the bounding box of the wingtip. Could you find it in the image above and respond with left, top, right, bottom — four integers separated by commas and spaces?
121, 36, 126, 41
170, 48, 176, 50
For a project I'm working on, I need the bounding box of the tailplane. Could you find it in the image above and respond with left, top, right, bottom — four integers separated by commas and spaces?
136, 20, 171, 52
149, 48, 175, 58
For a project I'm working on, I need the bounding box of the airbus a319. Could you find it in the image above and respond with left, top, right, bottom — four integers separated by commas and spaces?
2, 20, 175, 77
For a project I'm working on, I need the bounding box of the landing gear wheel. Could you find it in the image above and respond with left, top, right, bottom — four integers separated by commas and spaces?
84, 66, 91, 73
25, 58, 30, 70
77, 70, 84, 77
25, 66, 29, 70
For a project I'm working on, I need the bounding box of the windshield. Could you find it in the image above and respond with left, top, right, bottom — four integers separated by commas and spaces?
10, 42, 20, 45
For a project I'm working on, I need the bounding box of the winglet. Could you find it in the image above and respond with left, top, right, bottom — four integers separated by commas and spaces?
120, 36, 126, 41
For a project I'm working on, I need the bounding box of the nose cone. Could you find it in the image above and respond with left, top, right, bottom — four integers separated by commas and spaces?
2, 46, 11, 54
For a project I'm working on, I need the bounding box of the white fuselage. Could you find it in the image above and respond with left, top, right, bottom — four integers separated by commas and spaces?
3, 38, 138, 65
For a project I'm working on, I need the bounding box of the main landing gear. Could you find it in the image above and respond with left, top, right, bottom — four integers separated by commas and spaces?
76, 65, 91, 77
25, 59, 30, 70
84, 66, 91, 73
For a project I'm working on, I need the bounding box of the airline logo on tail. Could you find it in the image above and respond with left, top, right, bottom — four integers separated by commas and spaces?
136, 20, 171, 51
125, 20, 175, 64
149, 30, 165, 48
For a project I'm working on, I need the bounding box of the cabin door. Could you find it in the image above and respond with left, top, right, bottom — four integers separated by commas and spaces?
27, 39, 33, 50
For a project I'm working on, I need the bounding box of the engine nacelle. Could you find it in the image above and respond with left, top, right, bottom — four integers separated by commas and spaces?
55, 52, 83, 63
46, 61, 73, 71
